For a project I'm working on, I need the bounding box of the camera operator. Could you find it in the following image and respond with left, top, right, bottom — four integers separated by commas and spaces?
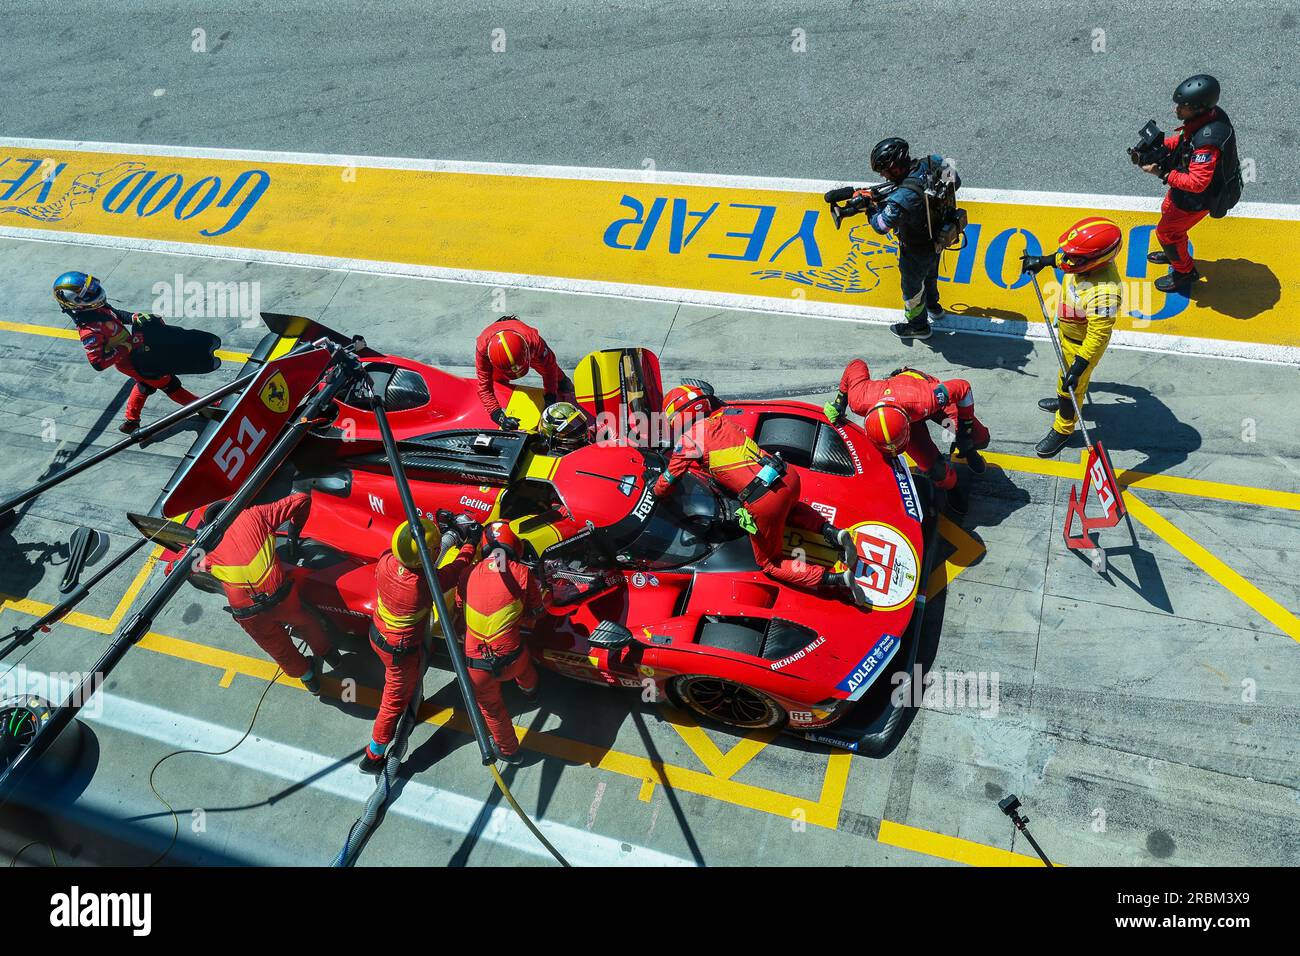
824, 138, 960, 342
1138, 74, 1241, 294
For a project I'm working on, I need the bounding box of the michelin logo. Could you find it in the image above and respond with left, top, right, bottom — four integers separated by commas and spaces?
836, 632, 901, 701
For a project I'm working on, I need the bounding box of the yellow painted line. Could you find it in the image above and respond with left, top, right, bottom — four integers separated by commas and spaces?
665, 707, 779, 780
104, 544, 162, 628
927, 515, 984, 598
6, 596, 851, 828
637, 777, 656, 802
986, 449, 1300, 511
0, 595, 114, 634
877, 820, 1049, 866
1124, 491, 1300, 644
1, 144, 1296, 350
0, 318, 248, 363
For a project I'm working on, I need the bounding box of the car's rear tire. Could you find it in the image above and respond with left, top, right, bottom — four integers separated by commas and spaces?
670, 675, 787, 730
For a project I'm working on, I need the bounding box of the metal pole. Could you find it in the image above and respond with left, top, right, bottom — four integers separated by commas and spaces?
0, 536, 150, 663
0, 370, 258, 522
1026, 270, 1095, 452
366, 375, 495, 764
0, 345, 351, 806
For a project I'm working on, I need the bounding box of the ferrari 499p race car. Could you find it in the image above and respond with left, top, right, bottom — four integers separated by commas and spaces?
138, 314, 940, 755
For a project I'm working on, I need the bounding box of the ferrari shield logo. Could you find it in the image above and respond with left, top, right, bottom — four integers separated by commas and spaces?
259, 372, 290, 413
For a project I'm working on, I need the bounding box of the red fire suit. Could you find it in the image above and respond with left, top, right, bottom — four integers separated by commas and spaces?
367, 544, 476, 747
455, 555, 543, 757
838, 360, 989, 489
1156, 110, 1221, 274
197, 493, 333, 679
653, 410, 827, 588
68, 305, 200, 423
474, 317, 565, 419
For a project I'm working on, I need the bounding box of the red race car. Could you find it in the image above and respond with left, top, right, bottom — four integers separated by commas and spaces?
139, 314, 940, 754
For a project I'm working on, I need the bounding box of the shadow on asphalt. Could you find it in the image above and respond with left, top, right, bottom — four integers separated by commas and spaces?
904, 314, 1041, 376
1087, 382, 1202, 476
1189, 258, 1281, 320
0, 381, 132, 602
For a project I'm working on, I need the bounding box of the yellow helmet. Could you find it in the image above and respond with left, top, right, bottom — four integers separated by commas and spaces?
539, 401, 590, 451
391, 516, 438, 569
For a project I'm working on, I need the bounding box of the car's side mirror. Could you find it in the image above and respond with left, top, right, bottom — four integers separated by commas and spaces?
587, 620, 635, 649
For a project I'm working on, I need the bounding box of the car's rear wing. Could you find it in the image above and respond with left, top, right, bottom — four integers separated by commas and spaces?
147, 312, 361, 518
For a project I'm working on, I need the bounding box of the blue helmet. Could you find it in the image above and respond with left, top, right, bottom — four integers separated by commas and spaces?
53, 271, 106, 311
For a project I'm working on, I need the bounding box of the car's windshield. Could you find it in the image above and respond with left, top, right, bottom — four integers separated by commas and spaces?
606, 468, 723, 570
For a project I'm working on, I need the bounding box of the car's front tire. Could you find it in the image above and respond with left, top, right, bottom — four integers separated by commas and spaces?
670, 675, 787, 730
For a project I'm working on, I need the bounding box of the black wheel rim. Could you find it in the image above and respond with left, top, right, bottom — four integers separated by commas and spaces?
682, 678, 776, 729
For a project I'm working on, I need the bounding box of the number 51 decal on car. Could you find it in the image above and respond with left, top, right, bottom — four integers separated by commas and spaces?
161, 347, 332, 517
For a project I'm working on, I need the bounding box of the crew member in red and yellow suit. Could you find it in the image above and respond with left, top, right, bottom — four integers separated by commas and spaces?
824, 361, 991, 515
653, 383, 867, 604
358, 514, 480, 775
455, 521, 544, 765
53, 271, 201, 434
1020, 216, 1125, 458
195, 493, 338, 692
474, 315, 573, 430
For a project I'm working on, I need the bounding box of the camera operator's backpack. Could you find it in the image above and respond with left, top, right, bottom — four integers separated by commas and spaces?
1208, 125, 1243, 219
898, 156, 968, 251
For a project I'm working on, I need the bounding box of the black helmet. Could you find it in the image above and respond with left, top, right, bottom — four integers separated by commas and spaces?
1173, 74, 1220, 112
870, 137, 911, 177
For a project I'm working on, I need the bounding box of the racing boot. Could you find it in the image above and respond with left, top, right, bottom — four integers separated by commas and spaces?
1038, 397, 1060, 413
821, 522, 856, 566
300, 656, 323, 696
1155, 267, 1201, 294
826, 569, 872, 609
1147, 241, 1180, 266
1035, 427, 1072, 459
955, 420, 987, 474
493, 742, 525, 766
119, 418, 140, 435
926, 306, 946, 324
358, 749, 386, 776
890, 317, 932, 341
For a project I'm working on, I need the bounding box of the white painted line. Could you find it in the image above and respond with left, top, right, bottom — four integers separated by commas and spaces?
1, 136, 1296, 220
11, 665, 693, 867
4, 223, 1296, 366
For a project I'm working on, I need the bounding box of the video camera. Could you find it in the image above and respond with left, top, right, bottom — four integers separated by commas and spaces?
1128, 120, 1176, 174
823, 183, 897, 230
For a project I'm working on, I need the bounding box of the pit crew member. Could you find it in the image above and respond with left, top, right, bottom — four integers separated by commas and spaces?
359, 513, 480, 775
455, 521, 544, 765
824, 361, 990, 515
196, 493, 338, 693
53, 271, 205, 434
654, 383, 867, 604
1020, 216, 1125, 458
475, 316, 573, 430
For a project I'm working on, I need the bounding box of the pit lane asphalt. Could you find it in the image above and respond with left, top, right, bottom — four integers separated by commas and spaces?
1, 237, 1297, 866
0, 0, 1296, 201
